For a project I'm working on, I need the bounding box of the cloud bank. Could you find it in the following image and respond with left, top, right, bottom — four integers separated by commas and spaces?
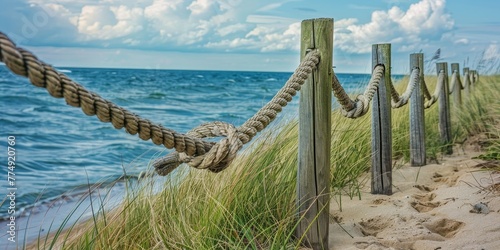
0, 0, 458, 55
335, 0, 454, 53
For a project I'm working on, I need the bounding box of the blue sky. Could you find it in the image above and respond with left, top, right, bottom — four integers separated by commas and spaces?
1, 0, 499, 73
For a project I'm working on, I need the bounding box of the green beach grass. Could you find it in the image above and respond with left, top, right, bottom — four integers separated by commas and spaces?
30, 74, 500, 249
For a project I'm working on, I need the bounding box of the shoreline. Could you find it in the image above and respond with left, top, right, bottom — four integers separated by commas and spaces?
0, 174, 168, 250
0, 181, 124, 249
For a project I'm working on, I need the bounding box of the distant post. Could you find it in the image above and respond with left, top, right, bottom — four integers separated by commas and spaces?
463, 67, 470, 96
470, 70, 477, 86
436, 62, 452, 154
450, 63, 462, 107
371, 44, 392, 195
297, 18, 332, 250
410, 53, 426, 166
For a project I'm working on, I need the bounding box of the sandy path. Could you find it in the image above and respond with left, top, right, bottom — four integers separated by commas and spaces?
328, 141, 500, 249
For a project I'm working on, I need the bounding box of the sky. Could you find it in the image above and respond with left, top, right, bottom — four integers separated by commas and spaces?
0, 0, 499, 74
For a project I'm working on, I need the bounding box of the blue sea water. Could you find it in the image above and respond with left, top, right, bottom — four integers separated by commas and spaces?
0, 65, 403, 219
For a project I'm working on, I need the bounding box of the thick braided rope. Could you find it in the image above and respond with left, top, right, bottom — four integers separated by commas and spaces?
153, 51, 320, 175
422, 79, 432, 100
332, 65, 385, 119
0, 32, 215, 157
464, 72, 471, 88
424, 70, 445, 108
391, 67, 420, 108
153, 121, 240, 175
0, 31, 319, 175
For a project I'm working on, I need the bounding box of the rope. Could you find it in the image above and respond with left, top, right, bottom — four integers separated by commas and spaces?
421, 79, 432, 100
424, 70, 445, 108
464, 72, 470, 88
154, 51, 320, 175
0, 31, 320, 175
332, 65, 384, 118
449, 71, 458, 94
391, 67, 420, 108
457, 72, 464, 90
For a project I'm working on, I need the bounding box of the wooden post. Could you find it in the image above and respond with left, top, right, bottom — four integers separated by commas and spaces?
371, 44, 392, 195
297, 18, 332, 250
470, 70, 477, 86
410, 53, 426, 166
463, 67, 470, 96
450, 63, 462, 107
436, 63, 452, 154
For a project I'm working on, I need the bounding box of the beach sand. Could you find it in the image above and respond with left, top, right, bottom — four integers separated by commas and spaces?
327, 136, 500, 250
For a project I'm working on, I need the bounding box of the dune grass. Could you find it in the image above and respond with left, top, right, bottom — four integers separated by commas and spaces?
30, 75, 500, 249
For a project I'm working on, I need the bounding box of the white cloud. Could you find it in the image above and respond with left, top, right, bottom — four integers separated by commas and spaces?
335, 0, 454, 53
454, 38, 469, 45
188, 0, 217, 16
217, 23, 247, 36
483, 43, 499, 60
76, 5, 144, 40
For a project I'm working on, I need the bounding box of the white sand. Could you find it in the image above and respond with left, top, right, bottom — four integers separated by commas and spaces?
328, 141, 500, 249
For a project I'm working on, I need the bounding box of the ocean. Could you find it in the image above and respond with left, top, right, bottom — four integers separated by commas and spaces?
0, 66, 403, 224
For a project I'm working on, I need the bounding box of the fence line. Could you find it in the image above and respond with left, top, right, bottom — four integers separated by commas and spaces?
0, 17, 482, 249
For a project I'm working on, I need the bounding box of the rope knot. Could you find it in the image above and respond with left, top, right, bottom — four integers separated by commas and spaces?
153, 121, 244, 176
342, 94, 370, 118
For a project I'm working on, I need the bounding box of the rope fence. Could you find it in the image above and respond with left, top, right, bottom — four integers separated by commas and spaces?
0, 17, 482, 249
0, 31, 320, 176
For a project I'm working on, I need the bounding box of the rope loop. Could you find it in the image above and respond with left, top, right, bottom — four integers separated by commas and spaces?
391, 67, 420, 108
334, 64, 384, 119
424, 70, 445, 109
154, 122, 243, 175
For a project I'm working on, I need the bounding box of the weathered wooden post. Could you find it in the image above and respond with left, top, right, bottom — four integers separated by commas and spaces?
297, 18, 332, 249
409, 53, 426, 166
470, 70, 477, 86
463, 67, 470, 96
436, 63, 452, 154
450, 63, 462, 107
371, 44, 392, 195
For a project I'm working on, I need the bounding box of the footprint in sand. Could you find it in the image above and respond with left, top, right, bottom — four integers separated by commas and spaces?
413, 184, 435, 192
411, 192, 448, 212
357, 215, 464, 249
358, 216, 393, 237
423, 218, 464, 238
371, 198, 387, 205
432, 172, 460, 186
